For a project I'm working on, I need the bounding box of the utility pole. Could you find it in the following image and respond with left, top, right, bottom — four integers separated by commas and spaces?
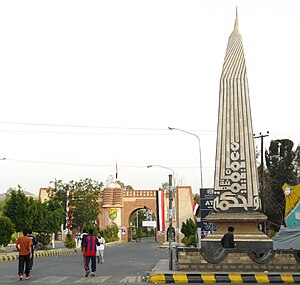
254, 131, 269, 234
168, 174, 173, 270
168, 127, 203, 248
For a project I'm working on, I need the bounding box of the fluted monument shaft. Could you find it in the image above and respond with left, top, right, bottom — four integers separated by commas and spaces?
213, 13, 261, 213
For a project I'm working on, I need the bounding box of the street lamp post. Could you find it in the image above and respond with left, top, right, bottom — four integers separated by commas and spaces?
147, 165, 175, 183
168, 127, 203, 248
147, 165, 174, 270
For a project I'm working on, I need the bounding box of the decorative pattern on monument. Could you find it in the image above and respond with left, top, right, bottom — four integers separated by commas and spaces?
214, 13, 260, 213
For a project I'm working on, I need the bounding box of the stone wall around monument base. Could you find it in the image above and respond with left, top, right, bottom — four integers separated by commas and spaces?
177, 247, 300, 272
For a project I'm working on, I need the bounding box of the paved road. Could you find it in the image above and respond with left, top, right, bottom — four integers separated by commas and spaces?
0, 237, 168, 284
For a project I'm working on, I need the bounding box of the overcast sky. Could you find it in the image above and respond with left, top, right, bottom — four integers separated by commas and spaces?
0, 0, 299, 196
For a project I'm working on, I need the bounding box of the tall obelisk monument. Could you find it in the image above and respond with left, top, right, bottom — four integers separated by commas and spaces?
204, 10, 272, 249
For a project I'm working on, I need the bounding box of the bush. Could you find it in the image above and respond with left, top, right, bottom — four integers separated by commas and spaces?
36, 233, 51, 250
100, 223, 119, 243
181, 218, 197, 247
64, 234, 76, 249
182, 234, 197, 247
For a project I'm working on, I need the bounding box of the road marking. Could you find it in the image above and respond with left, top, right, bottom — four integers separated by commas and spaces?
32, 276, 70, 283
75, 276, 112, 283
120, 276, 142, 283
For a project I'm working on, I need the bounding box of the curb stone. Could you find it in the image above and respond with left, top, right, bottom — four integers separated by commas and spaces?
0, 240, 123, 263
0, 248, 81, 263
148, 273, 300, 284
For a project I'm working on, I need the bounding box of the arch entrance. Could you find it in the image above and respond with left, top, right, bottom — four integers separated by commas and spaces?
98, 188, 157, 242
128, 207, 156, 241
97, 186, 195, 243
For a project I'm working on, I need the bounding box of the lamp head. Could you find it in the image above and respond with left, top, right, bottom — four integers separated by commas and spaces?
147, 165, 152, 168
168, 127, 174, 130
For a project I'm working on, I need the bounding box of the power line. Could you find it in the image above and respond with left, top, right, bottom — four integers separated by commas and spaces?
3, 158, 214, 169
0, 121, 215, 133
0, 129, 175, 136
2, 121, 300, 139
0, 121, 167, 131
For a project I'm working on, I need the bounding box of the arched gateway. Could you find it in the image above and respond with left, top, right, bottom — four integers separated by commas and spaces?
39, 185, 195, 243
97, 185, 195, 243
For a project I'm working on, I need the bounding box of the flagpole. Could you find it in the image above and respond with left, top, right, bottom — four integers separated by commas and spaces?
116, 162, 118, 180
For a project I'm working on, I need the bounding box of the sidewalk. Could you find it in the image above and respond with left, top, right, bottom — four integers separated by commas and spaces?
148, 259, 300, 284
0, 248, 81, 263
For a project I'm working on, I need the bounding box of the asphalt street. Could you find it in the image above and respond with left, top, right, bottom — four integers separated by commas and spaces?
0, 237, 167, 284
1, 238, 288, 284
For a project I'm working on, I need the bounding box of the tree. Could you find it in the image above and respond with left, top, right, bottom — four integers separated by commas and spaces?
3, 188, 29, 232
46, 200, 65, 234
265, 139, 298, 230
48, 179, 69, 230
294, 144, 300, 184
27, 197, 39, 230
0, 196, 8, 216
194, 193, 200, 205
115, 180, 134, 190
50, 178, 103, 232
0, 216, 14, 247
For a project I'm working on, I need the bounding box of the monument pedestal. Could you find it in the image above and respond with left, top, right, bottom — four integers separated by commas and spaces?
204, 211, 273, 249
200, 212, 273, 263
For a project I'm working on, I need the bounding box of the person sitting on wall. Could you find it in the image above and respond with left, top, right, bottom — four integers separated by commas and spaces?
221, 226, 235, 248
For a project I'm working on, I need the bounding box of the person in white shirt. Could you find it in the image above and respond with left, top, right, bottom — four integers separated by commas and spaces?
96, 232, 105, 264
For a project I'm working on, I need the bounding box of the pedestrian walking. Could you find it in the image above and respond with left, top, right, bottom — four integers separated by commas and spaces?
82, 229, 100, 277
16, 228, 32, 280
27, 229, 37, 272
221, 226, 235, 248
81, 228, 88, 271
96, 232, 105, 264
80, 228, 88, 249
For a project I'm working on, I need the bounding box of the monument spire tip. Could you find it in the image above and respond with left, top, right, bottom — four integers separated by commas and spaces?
234, 7, 239, 32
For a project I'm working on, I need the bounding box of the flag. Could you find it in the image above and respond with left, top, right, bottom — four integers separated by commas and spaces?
116, 162, 118, 179
156, 190, 165, 231
193, 201, 200, 216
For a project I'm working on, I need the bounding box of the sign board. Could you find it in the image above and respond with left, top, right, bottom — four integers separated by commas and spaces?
142, 221, 156, 227
199, 188, 218, 237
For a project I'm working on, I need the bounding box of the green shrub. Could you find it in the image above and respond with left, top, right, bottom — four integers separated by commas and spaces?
181, 218, 197, 247
182, 234, 197, 247
36, 233, 51, 250
100, 223, 119, 243
64, 234, 76, 248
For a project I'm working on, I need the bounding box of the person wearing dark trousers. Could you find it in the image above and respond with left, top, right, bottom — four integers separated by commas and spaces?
16, 229, 32, 280
221, 226, 235, 248
81, 229, 88, 273
82, 229, 100, 277
27, 229, 37, 272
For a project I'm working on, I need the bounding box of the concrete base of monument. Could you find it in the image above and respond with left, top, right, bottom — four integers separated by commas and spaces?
198, 211, 274, 263
176, 247, 300, 272
204, 211, 273, 246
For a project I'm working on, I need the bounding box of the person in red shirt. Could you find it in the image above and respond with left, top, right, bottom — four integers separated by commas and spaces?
82, 229, 100, 277
16, 228, 32, 280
